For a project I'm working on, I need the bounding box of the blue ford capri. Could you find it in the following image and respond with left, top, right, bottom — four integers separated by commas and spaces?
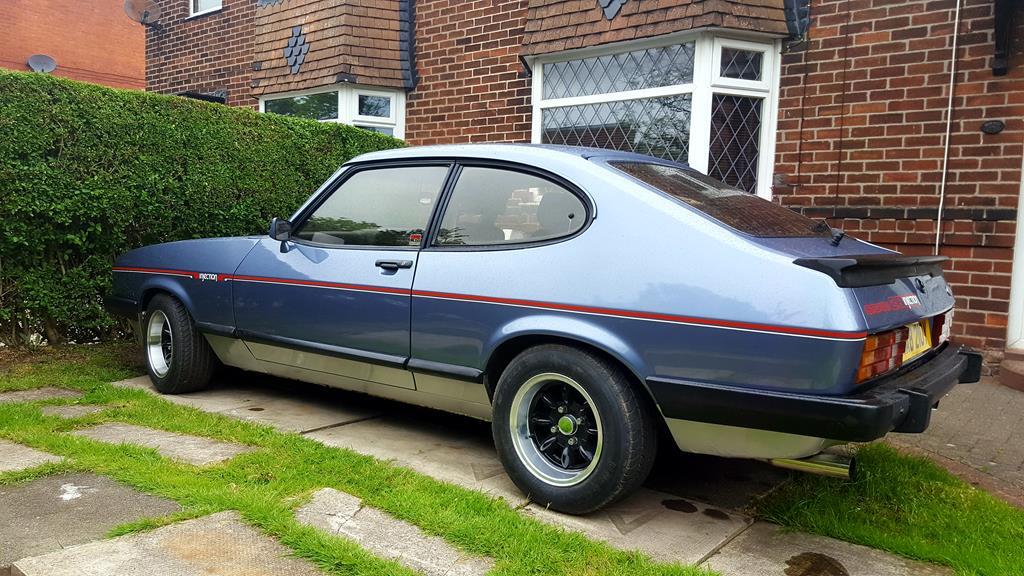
106, 144, 981, 513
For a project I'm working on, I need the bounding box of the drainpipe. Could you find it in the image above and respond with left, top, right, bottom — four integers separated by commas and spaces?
934, 0, 964, 255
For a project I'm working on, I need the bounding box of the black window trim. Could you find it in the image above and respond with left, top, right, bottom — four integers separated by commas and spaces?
287, 159, 457, 252
420, 159, 595, 253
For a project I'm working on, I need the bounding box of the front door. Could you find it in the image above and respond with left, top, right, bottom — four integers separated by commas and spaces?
232, 163, 451, 389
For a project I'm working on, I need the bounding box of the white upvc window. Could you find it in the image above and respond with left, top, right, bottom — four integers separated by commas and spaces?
189, 0, 222, 18
530, 31, 781, 198
259, 85, 406, 139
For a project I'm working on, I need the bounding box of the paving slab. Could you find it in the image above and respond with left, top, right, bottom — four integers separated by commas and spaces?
0, 440, 62, 473
0, 388, 82, 404
112, 375, 380, 433
71, 423, 252, 466
309, 414, 750, 565
704, 521, 952, 576
525, 488, 749, 565
308, 414, 525, 503
296, 488, 493, 576
0, 473, 179, 575
11, 511, 325, 576
40, 405, 106, 419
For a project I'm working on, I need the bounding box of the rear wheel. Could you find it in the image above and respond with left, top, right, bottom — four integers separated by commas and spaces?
143, 294, 216, 394
491, 344, 657, 514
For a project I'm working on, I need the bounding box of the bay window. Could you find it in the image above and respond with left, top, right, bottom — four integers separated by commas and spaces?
532, 33, 780, 198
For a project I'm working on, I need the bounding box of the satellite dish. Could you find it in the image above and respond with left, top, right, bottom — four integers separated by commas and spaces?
27, 54, 56, 73
124, 0, 162, 27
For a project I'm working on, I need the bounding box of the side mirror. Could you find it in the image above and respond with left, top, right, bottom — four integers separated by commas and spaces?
269, 217, 292, 241
269, 218, 292, 253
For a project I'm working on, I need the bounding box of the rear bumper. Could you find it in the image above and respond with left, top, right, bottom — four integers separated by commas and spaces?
648, 344, 982, 443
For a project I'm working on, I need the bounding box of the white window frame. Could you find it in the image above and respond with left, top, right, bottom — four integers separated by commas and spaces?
529, 31, 781, 199
259, 84, 406, 139
188, 0, 222, 18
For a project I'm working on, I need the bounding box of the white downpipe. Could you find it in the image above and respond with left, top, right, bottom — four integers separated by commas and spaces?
934, 0, 964, 255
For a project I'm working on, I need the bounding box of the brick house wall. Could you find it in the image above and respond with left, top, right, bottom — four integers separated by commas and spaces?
146, 0, 255, 107
773, 0, 1024, 366
405, 0, 533, 145
0, 0, 144, 89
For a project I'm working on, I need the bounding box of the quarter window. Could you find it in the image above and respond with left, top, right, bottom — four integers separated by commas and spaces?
533, 34, 778, 198
294, 166, 448, 247
436, 168, 586, 246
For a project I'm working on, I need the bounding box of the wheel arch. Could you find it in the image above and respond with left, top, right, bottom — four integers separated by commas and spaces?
481, 317, 660, 414
138, 278, 195, 317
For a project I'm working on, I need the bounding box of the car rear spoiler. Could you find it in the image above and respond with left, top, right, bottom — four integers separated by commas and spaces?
793, 254, 948, 288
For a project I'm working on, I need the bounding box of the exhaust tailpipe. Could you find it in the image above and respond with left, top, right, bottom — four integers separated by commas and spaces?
770, 453, 856, 480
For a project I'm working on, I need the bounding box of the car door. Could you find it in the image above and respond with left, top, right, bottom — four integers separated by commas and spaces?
232, 163, 452, 389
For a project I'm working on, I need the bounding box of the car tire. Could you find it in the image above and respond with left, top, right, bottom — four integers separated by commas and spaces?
143, 294, 216, 394
491, 344, 657, 514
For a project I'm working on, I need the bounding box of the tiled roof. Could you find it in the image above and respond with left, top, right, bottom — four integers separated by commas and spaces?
522, 0, 788, 56
251, 0, 412, 96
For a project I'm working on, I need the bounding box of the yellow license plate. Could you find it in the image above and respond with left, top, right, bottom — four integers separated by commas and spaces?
902, 320, 931, 363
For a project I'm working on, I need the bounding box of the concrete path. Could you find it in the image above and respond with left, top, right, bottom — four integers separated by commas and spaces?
109, 373, 951, 574
297, 488, 494, 576
0, 473, 179, 575
71, 423, 252, 466
0, 388, 82, 404
891, 376, 1024, 505
114, 375, 380, 433
40, 405, 106, 419
11, 511, 325, 576
0, 440, 62, 473
704, 521, 952, 576
308, 415, 751, 565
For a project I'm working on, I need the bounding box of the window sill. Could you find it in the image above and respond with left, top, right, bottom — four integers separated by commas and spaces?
187, 7, 223, 20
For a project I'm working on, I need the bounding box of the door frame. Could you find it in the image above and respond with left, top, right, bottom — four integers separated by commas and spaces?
1005, 147, 1024, 349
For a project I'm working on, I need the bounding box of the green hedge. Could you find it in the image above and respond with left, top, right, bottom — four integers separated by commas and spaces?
0, 71, 403, 345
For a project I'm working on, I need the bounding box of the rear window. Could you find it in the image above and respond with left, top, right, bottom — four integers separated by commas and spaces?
609, 161, 830, 238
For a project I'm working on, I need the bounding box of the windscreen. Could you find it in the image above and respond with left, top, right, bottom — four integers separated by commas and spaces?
609, 161, 830, 238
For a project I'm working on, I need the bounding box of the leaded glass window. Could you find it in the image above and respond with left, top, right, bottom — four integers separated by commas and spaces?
542, 96, 691, 163
535, 34, 777, 198
542, 43, 695, 99
708, 95, 762, 194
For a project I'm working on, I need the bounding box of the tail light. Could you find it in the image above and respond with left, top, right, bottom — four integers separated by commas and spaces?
932, 310, 952, 347
856, 327, 909, 383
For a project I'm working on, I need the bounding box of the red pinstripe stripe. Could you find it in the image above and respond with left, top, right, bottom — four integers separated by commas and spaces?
412, 290, 867, 340
112, 266, 198, 279
112, 267, 866, 340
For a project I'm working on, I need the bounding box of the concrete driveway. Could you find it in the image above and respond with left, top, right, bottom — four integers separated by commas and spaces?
98, 369, 949, 576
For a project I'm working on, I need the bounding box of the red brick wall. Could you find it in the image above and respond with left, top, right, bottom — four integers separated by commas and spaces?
146, 0, 255, 108
774, 0, 1024, 363
405, 0, 532, 145
0, 0, 144, 89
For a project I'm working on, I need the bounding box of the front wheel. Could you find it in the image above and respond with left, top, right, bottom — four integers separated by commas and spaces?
143, 294, 216, 394
491, 344, 657, 514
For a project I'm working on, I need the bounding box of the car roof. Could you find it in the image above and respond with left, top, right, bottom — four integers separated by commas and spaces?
349, 143, 687, 167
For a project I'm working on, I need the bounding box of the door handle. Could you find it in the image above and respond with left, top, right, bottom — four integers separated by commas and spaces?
375, 259, 413, 271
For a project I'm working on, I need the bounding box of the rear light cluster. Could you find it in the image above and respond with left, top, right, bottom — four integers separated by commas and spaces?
856, 327, 909, 383
932, 310, 952, 347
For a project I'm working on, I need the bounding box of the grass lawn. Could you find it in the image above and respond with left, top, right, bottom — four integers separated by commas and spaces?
0, 343, 711, 576
758, 443, 1024, 576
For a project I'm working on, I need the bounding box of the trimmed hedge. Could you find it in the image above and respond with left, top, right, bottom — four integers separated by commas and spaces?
0, 71, 403, 345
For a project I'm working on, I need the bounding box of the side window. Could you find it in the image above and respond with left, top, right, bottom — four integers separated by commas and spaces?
294, 166, 448, 247
436, 167, 586, 246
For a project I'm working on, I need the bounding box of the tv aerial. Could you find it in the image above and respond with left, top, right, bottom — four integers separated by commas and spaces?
26, 54, 57, 73
124, 0, 163, 28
